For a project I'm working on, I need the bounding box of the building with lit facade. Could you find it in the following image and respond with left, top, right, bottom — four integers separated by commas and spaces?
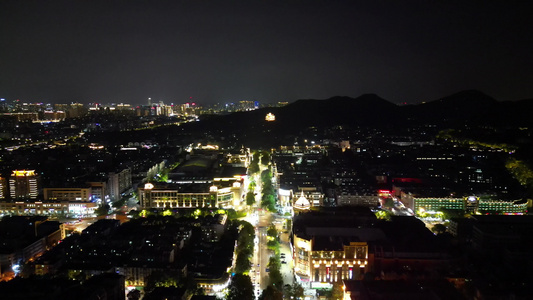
138, 181, 243, 210
265, 112, 275, 121
0, 200, 97, 217
108, 168, 132, 201
404, 195, 527, 214
0, 176, 7, 199
337, 193, 379, 207
43, 187, 92, 202
9, 170, 40, 200
292, 209, 378, 285
293, 192, 311, 212
294, 236, 369, 284
293, 209, 450, 287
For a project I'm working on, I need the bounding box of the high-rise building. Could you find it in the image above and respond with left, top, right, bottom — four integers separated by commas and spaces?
9, 170, 40, 200
108, 168, 132, 201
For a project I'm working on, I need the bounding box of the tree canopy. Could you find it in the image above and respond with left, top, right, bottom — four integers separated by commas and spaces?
227, 274, 255, 300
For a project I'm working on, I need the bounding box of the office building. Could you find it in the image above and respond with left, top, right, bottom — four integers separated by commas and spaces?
9, 170, 40, 200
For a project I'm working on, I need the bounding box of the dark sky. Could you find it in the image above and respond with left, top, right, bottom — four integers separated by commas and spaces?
1, 0, 532, 105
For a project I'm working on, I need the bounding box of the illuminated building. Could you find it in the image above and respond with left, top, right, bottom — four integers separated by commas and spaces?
138, 182, 242, 209
405, 195, 527, 214
265, 112, 275, 121
294, 235, 369, 284
0, 176, 7, 199
290, 188, 323, 208
0, 200, 96, 217
87, 181, 108, 202
293, 191, 311, 212
337, 193, 379, 207
43, 187, 92, 202
293, 210, 376, 284
108, 168, 132, 201
9, 170, 40, 200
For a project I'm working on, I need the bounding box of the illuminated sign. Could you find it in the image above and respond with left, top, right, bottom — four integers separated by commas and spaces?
12, 170, 36, 177
144, 183, 154, 190
311, 282, 333, 289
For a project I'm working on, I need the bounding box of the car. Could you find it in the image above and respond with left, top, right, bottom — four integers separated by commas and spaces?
281, 261, 287, 264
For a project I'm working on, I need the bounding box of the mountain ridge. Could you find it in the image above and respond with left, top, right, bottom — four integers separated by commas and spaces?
189, 90, 533, 145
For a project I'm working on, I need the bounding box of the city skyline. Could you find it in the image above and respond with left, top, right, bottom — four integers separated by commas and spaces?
1, 1, 533, 105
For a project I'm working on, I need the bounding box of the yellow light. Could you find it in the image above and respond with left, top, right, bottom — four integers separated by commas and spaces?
12, 170, 36, 177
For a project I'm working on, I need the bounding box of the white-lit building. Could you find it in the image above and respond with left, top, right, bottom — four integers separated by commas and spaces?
0, 200, 96, 216
9, 170, 40, 200
108, 168, 132, 201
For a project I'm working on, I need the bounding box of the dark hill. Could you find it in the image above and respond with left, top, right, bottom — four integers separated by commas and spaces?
183, 90, 533, 147
273, 94, 399, 129
192, 94, 399, 136
402, 90, 499, 125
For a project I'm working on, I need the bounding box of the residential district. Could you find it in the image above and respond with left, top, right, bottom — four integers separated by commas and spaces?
0, 95, 532, 300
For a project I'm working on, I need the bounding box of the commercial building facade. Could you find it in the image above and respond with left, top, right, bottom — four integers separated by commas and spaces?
404, 195, 527, 214
0, 200, 96, 217
43, 187, 92, 202
294, 235, 369, 283
138, 183, 242, 209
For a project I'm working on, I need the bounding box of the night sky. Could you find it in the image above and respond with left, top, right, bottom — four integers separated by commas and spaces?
1, 0, 532, 105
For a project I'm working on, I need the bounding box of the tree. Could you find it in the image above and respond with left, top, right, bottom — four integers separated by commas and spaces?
267, 225, 278, 239
235, 221, 255, 274
227, 274, 254, 300
284, 283, 304, 300
291, 283, 305, 300
267, 239, 279, 252
374, 210, 391, 221
259, 285, 283, 300
127, 289, 141, 300
431, 223, 447, 235
327, 282, 344, 300
261, 151, 271, 166
112, 197, 126, 209
246, 192, 256, 206
268, 256, 281, 270
248, 160, 260, 175
144, 270, 180, 292
261, 194, 276, 212
95, 204, 110, 216
268, 269, 283, 289
235, 252, 252, 274
261, 169, 273, 185
248, 151, 261, 175
248, 180, 256, 192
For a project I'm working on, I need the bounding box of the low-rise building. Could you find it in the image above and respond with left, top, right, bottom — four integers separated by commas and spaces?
44, 187, 92, 202
138, 182, 242, 210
